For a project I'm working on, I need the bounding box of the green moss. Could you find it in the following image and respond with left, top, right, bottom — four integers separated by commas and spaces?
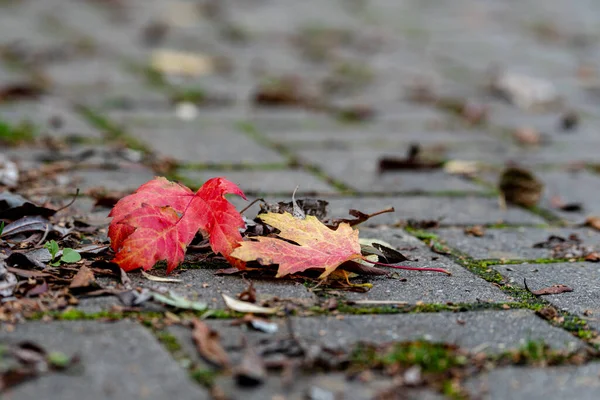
526, 205, 564, 225
190, 368, 219, 387
170, 88, 207, 104
77, 106, 150, 151
442, 380, 468, 400
156, 331, 182, 353
351, 341, 467, 373
0, 119, 36, 145
403, 228, 439, 242
54, 309, 125, 320
314, 301, 524, 317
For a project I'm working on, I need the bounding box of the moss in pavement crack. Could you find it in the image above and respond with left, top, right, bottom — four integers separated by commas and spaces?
406, 232, 599, 346
235, 121, 354, 194
76, 106, 150, 152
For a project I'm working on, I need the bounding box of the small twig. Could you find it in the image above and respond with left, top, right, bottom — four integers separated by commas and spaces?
35, 223, 51, 247
523, 278, 535, 295
55, 188, 80, 213
239, 198, 264, 215
365, 207, 395, 219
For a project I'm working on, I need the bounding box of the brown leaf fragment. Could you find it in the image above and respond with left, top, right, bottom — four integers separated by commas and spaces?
238, 280, 257, 303
560, 111, 579, 131
512, 127, 543, 146
69, 266, 97, 291
525, 279, 573, 296
326, 207, 394, 229
536, 305, 559, 320
584, 216, 600, 231
191, 319, 230, 369
378, 144, 443, 173
234, 341, 266, 387
0, 83, 44, 102
464, 225, 485, 237
585, 252, 600, 262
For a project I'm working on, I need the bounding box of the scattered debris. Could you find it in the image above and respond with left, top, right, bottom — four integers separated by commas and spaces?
560, 111, 579, 131
222, 294, 278, 315
0, 341, 79, 393
151, 49, 215, 77
191, 319, 230, 368
533, 234, 596, 259
512, 127, 544, 146
464, 226, 485, 237
0, 156, 19, 188
141, 271, 182, 283
378, 144, 444, 173
152, 292, 207, 311
584, 216, 600, 231
491, 71, 560, 111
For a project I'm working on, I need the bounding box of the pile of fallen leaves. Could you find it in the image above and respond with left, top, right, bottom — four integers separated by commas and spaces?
108, 177, 450, 278
0, 176, 450, 327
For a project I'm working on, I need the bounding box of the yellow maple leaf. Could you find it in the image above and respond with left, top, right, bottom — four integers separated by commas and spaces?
231, 212, 362, 278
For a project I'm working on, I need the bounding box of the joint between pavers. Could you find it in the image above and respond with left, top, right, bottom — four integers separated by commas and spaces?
235, 121, 354, 194
405, 231, 600, 347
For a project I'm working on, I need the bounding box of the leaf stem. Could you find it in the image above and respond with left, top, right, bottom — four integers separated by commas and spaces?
362, 258, 451, 275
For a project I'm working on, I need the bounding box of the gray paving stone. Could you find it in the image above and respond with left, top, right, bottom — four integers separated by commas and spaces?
231, 195, 547, 226
298, 149, 489, 193
495, 262, 600, 330
212, 372, 444, 400
248, 107, 454, 141
0, 320, 208, 400
436, 227, 600, 260
0, 98, 101, 138
465, 363, 600, 400
341, 228, 509, 303
110, 114, 285, 163
178, 168, 338, 194
268, 127, 500, 150
536, 170, 600, 223
169, 310, 583, 360
66, 167, 156, 193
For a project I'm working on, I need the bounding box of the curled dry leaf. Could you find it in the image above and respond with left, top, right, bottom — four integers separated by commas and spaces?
191, 319, 230, 368
525, 279, 573, 296
141, 270, 182, 283
69, 266, 96, 290
222, 294, 278, 314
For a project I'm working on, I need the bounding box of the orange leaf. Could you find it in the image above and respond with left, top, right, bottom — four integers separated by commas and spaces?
231, 212, 362, 278
109, 177, 246, 273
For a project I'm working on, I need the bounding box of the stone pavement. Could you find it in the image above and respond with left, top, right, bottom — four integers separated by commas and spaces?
1, 0, 600, 399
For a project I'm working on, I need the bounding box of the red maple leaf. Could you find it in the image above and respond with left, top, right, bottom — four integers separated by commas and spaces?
109, 177, 247, 273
